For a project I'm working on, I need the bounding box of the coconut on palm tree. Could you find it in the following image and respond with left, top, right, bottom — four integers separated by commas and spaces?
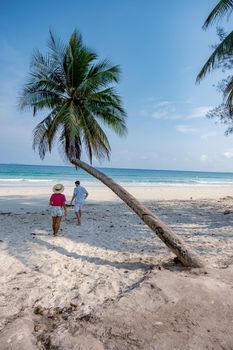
20, 30, 204, 268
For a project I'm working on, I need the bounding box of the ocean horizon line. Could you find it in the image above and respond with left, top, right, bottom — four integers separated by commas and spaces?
1, 162, 233, 176
1, 163, 233, 186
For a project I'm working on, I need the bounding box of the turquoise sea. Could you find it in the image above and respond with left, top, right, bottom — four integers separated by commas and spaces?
1, 163, 233, 186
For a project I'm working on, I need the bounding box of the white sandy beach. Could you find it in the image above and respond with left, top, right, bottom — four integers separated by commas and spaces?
1, 183, 233, 349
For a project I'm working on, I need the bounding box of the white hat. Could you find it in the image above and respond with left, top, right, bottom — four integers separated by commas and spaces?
52, 184, 64, 193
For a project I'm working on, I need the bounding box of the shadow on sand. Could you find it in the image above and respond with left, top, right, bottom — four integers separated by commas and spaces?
1, 199, 233, 273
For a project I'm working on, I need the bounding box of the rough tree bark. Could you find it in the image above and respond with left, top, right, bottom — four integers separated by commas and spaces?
71, 158, 205, 268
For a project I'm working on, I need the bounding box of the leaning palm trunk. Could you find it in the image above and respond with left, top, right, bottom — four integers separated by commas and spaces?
71, 158, 204, 268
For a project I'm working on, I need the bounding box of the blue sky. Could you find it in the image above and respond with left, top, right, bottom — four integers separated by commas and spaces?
1, 0, 233, 172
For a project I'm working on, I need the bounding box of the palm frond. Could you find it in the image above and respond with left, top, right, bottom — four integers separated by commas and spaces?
48, 29, 66, 64
89, 87, 126, 114
81, 62, 120, 93
20, 48, 67, 113
58, 127, 82, 161
33, 111, 59, 158
65, 30, 97, 89
31, 49, 66, 92
71, 103, 111, 163
33, 101, 72, 158
196, 30, 233, 82
81, 115, 111, 163
223, 75, 233, 108
203, 0, 233, 30
87, 90, 127, 136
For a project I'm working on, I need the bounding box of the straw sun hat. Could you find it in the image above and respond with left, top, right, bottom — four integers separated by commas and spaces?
52, 184, 64, 194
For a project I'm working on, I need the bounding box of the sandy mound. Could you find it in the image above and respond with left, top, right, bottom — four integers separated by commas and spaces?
1, 266, 233, 349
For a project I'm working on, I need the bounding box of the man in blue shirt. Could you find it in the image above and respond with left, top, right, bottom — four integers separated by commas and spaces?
70, 180, 89, 225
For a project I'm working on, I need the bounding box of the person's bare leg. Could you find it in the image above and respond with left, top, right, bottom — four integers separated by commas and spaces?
52, 217, 56, 235
56, 216, 62, 235
54, 216, 62, 235
75, 211, 81, 225
79, 209, 82, 224
53, 217, 58, 235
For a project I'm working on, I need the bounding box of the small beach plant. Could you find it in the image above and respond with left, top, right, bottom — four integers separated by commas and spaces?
20, 30, 203, 267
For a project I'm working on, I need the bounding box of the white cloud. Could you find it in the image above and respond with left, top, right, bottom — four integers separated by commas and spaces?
150, 100, 179, 120
176, 125, 217, 138
223, 150, 233, 159
186, 106, 212, 119
139, 98, 178, 120
176, 124, 197, 134
201, 131, 217, 139
152, 101, 172, 108
151, 110, 169, 119
141, 98, 213, 123
200, 154, 208, 162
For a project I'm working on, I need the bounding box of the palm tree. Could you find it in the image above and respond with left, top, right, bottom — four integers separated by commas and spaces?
197, 0, 233, 108
20, 30, 204, 268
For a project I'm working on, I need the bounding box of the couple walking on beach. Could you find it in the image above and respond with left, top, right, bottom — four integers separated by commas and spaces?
49, 180, 89, 236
